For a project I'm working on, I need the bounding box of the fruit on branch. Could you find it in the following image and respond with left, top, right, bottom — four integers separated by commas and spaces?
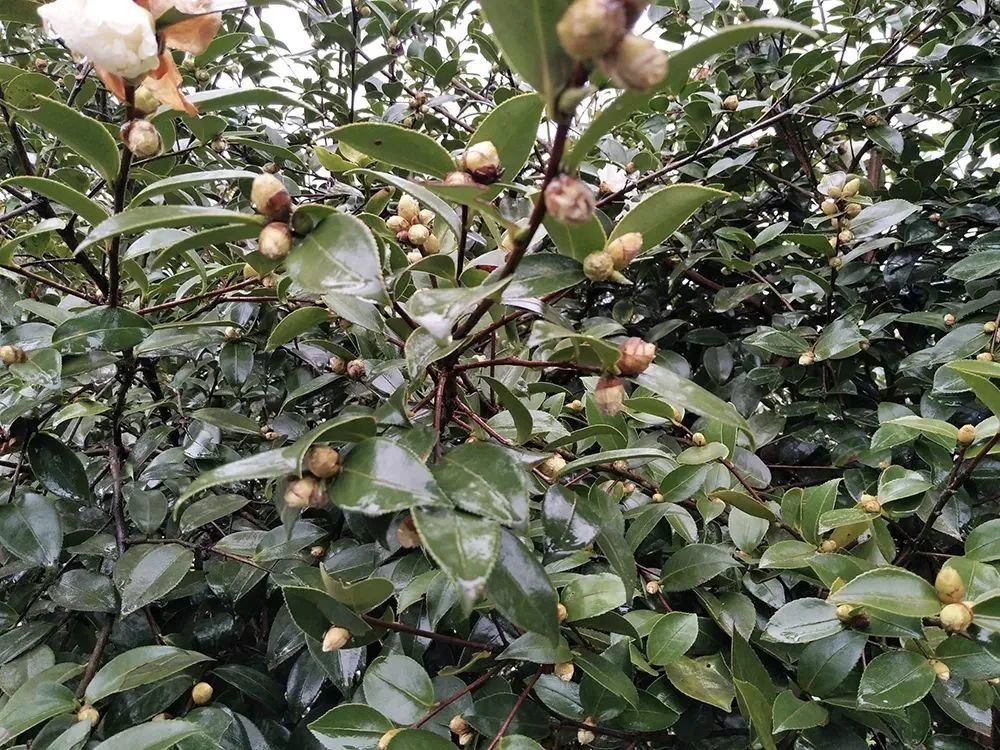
460, 140, 502, 183
599, 34, 668, 91
935, 567, 966, 605
605, 232, 643, 270
544, 176, 596, 225
252, 173, 292, 222
322, 625, 350, 652
617, 336, 656, 375
939, 602, 973, 633
307, 446, 341, 478
555, 0, 627, 60
284, 476, 326, 509
583, 251, 614, 281
121, 119, 162, 159
594, 375, 625, 416
191, 682, 213, 705
258, 222, 293, 260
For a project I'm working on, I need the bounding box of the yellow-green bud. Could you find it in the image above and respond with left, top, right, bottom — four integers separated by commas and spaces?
556, 0, 628, 59
258, 222, 293, 260
583, 251, 615, 281
191, 682, 213, 706
935, 567, 966, 605
940, 602, 973, 633
605, 232, 644, 270
599, 34, 668, 91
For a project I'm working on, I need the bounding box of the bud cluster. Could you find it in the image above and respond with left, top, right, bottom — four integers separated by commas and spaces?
387, 194, 440, 264
584, 232, 644, 283
251, 172, 295, 262
556, 0, 666, 91
819, 174, 863, 260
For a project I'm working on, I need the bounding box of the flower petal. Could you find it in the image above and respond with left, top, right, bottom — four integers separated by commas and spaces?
143, 51, 197, 115
162, 13, 221, 55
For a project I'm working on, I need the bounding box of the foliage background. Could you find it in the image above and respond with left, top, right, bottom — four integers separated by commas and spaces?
2, 0, 1000, 748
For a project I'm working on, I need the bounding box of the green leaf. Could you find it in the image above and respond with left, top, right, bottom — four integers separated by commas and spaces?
1, 176, 109, 226
85, 646, 212, 704
480, 376, 534, 447
0, 493, 63, 566
573, 649, 639, 708
478, 0, 574, 112
405, 280, 510, 343
609, 185, 729, 249
151, 86, 318, 118
334, 437, 449, 515
0, 681, 77, 743
178, 494, 251, 534
362, 655, 434, 724
764, 598, 843, 644
129, 169, 258, 207
332, 123, 455, 177
113, 544, 195, 616
772, 690, 828, 733
946, 250, 1000, 282
637, 364, 748, 435
433, 442, 529, 524
78, 206, 263, 253
282, 586, 368, 638
858, 650, 935, 710
386, 729, 454, 750
358, 170, 463, 240
659, 543, 737, 592
468, 93, 544, 179
48, 569, 118, 612
25, 434, 87, 501
797, 630, 867, 697
265, 307, 331, 351
10, 96, 119, 183
309, 703, 393, 750
561, 573, 627, 622
188, 408, 261, 435
829, 568, 940, 617
486, 528, 559, 643
967, 519, 1000, 562
92, 720, 202, 750
0, 1, 42, 24
52, 307, 153, 355
663, 655, 735, 711
412, 508, 500, 614
850, 199, 918, 239
646, 612, 699, 666
286, 212, 387, 303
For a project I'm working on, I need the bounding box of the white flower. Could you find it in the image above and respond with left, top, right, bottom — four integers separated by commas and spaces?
38, 0, 159, 80
598, 164, 628, 194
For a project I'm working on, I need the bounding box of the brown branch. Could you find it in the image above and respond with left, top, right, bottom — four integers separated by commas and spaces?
75, 617, 113, 700
485, 670, 541, 750
454, 357, 602, 374
412, 666, 501, 728
137, 277, 259, 315
360, 614, 497, 652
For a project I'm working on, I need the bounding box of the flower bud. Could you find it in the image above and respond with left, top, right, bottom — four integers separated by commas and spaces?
223, 326, 239, 341
594, 375, 626, 416
567, 399, 584, 412
423, 234, 441, 254
838, 229, 854, 244
583, 251, 614, 282
617, 336, 656, 376
153, 712, 170, 721
940, 602, 973, 632
985, 321, 997, 333
578, 718, 596, 746
458, 733, 474, 747
0, 345, 26, 365
554, 661, 575, 681
408, 224, 430, 246
936, 567, 966, 605
691, 432, 707, 447
418, 209, 435, 226
859, 494, 881, 514
258, 222, 293, 260
347, 359, 366, 380
449, 715, 470, 736
396, 515, 421, 548
798, 351, 814, 366
252, 173, 292, 222
378, 729, 403, 750
828, 254, 843, 269
556, 0, 627, 60
307, 445, 341, 479
836, 604, 855, 622
978, 352, 995, 362
133, 85, 160, 116
557, 602, 568, 622
310, 545, 326, 558
539, 454, 567, 480
444, 171, 477, 187
652, 492, 664, 503
722, 94, 739, 111
820, 199, 838, 215
121, 120, 162, 159
284, 476, 325, 509
191, 682, 213, 706
819, 539, 838, 553
605, 232, 643, 270
545, 176, 596, 225
957, 424, 976, 446
406, 250, 423, 264
329, 356, 347, 374
843, 178, 861, 197
461, 140, 502, 183
844, 202, 862, 217
77, 706, 100, 725
599, 35, 668, 91
930, 659, 950, 681
322, 625, 351, 652
386, 215, 409, 233
645, 580, 661, 595
397, 194, 420, 223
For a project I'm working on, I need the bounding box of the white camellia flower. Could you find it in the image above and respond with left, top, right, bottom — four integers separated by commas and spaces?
598, 164, 628, 194
38, 0, 160, 80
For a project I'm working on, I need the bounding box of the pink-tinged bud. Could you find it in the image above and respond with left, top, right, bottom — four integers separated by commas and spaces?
329, 356, 347, 374
599, 35, 668, 91
121, 119, 162, 159
322, 625, 350, 652
418, 209, 435, 226
258, 223, 293, 260
386, 215, 409, 233
408, 224, 430, 246
617, 337, 656, 375
461, 140, 502, 183
252, 173, 292, 222
396, 515, 421, 548
556, 0, 628, 60
406, 250, 423, 264
583, 251, 614, 281
594, 375, 626, 415
284, 475, 326, 509
605, 232, 643, 270
347, 359, 366, 380
307, 446, 341, 479
397, 194, 420, 223
544, 176, 596, 225
444, 171, 477, 187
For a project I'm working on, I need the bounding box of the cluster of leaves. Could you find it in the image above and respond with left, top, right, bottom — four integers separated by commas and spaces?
2, 0, 1000, 748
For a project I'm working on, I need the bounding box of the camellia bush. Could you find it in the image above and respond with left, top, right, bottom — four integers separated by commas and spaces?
3, 0, 1000, 747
